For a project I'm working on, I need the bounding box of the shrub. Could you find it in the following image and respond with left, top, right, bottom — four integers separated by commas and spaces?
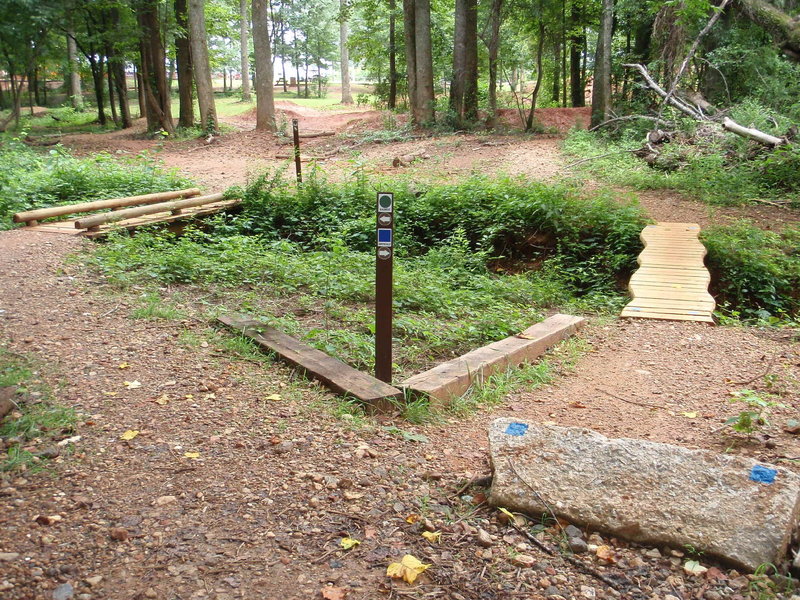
702, 222, 800, 320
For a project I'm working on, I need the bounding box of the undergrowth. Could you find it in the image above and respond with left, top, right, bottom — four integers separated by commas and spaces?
563, 112, 800, 207
0, 139, 193, 229
0, 347, 78, 472
86, 173, 647, 375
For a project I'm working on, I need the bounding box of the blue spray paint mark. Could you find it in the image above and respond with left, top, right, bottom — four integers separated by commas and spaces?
504, 422, 529, 437
750, 465, 777, 484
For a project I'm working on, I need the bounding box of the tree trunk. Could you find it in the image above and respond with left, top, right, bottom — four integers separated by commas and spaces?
137, 0, 175, 134
240, 0, 251, 101
736, 0, 800, 61
106, 57, 118, 124
569, 2, 585, 107
253, 0, 276, 131
525, 22, 545, 131
388, 0, 397, 109
88, 56, 107, 126
340, 0, 353, 104
188, 0, 218, 134
413, 0, 435, 124
403, 0, 417, 113
486, 0, 502, 126
66, 30, 83, 109
174, 0, 194, 128
591, 0, 613, 127
450, 0, 467, 120
135, 65, 147, 120
552, 39, 560, 104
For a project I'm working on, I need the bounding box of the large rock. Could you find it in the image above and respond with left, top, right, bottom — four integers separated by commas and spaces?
488, 418, 800, 572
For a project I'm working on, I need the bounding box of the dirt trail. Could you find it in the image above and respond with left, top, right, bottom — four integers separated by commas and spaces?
2, 109, 800, 599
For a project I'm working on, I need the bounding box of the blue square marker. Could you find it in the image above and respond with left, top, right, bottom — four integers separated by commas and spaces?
377, 228, 392, 246
504, 422, 528, 437
750, 465, 777, 484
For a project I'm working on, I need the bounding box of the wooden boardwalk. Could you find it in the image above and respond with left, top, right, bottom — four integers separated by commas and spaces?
620, 222, 716, 323
23, 199, 240, 239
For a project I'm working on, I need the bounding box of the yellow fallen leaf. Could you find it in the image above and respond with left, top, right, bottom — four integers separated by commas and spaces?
103, 391, 118, 396
682, 411, 698, 419
497, 507, 515, 520
203, 393, 216, 401
184, 394, 194, 400
120, 430, 139, 441
340, 537, 360, 550
386, 554, 431, 584
596, 545, 617, 563
123, 380, 141, 389
421, 531, 441, 543
154, 394, 170, 405
183, 451, 201, 459
118, 362, 130, 369
264, 393, 282, 401
405, 514, 420, 524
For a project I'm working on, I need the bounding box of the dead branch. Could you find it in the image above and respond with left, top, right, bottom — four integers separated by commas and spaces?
659, 0, 732, 120
392, 150, 430, 167
623, 63, 789, 147
589, 115, 673, 132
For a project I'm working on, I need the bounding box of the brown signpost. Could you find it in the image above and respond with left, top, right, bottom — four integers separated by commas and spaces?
375, 192, 394, 383
292, 118, 302, 183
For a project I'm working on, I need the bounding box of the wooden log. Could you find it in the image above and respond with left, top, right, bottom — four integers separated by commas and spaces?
722, 117, 785, 146
392, 150, 429, 167
402, 314, 586, 406
298, 130, 335, 138
13, 188, 202, 224
74, 192, 225, 230
218, 313, 402, 411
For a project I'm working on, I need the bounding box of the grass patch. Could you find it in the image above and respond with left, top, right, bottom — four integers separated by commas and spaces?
130, 292, 187, 320
0, 140, 193, 230
0, 348, 78, 473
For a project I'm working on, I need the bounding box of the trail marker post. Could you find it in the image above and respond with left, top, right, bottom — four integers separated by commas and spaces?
375, 192, 394, 383
292, 119, 302, 183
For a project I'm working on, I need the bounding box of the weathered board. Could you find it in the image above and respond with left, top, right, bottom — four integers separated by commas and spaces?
621, 223, 716, 323
401, 314, 586, 406
218, 313, 403, 411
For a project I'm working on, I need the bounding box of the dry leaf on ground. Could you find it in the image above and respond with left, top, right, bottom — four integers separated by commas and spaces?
120, 430, 139, 441
386, 554, 431, 584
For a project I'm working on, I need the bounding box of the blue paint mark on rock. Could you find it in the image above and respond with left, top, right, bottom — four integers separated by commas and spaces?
750, 465, 778, 484
504, 422, 528, 437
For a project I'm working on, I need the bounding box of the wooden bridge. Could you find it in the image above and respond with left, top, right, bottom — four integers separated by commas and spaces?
621, 222, 716, 323
13, 188, 239, 238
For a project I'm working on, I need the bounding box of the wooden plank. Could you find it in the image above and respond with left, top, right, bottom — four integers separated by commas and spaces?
218, 313, 402, 411
401, 314, 586, 406
622, 222, 716, 323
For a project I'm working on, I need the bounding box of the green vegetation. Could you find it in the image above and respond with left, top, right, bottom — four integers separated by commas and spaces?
724, 389, 786, 436
0, 140, 192, 230
702, 223, 800, 321
0, 348, 78, 472
563, 125, 800, 207
86, 173, 647, 377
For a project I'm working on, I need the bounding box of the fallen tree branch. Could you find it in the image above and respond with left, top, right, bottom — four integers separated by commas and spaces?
623, 63, 789, 147
563, 149, 638, 168
659, 0, 732, 121
589, 115, 673, 132
722, 117, 785, 146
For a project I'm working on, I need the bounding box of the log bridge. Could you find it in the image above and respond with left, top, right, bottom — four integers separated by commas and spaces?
12, 188, 240, 238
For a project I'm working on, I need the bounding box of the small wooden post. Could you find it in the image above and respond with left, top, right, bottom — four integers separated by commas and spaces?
292, 118, 302, 184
